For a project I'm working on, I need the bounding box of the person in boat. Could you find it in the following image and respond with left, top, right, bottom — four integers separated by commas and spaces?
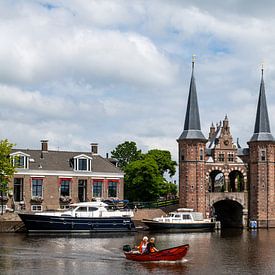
135, 236, 148, 254
144, 237, 159, 253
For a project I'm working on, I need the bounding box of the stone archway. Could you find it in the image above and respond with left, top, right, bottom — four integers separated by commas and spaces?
228, 170, 244, 192
209, 170, 225, 192
213, 200, 243, 228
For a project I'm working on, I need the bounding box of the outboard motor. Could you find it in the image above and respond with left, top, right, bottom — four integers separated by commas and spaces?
123, 245, 132, 252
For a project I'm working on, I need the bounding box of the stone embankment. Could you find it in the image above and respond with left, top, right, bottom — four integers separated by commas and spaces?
0, 213, 25, 232
133, 204, 179, 228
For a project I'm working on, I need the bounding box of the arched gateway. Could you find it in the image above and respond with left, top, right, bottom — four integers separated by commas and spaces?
176, 60, 275, 228
213, 200, 243, 228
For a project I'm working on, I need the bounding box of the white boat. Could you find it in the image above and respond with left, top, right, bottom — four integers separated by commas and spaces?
142, 208, 215, 232
18, 201, 136, 233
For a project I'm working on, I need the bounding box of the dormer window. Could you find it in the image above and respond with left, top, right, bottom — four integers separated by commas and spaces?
79, 159, 88, 170
10, 152, 30, 169
15, 156, 25, 167
73, 154, 92, 172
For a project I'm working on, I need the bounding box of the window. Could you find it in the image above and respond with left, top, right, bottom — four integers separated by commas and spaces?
14, 156, 25, 168
228, 153, 234, 162
11, 153, 29, 169
200, 149, 204, 161
60, 179, 71, 196
31, 205, 43, 212
218, 153, 224, 162
73, 155, 92, 171
182, 215, 191, 220
108, 181, 118, 198
93, 181, 103, 197
260, 150, 266, 161
78, 159, 87, 171
32, 179, 43, 197
88, 207, 98, 212
76, 207, 87, 212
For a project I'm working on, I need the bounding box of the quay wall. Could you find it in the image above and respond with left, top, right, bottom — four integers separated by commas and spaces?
0, 213, 24, 232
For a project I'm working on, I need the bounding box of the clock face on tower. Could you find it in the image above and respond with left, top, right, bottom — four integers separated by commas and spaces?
224, 140, 229, 146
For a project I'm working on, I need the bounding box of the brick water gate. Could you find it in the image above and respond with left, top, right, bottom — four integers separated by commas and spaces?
178, 60, 275, 228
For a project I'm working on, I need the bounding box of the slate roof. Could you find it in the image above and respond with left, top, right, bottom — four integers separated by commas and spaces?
11, 149, 122, 174
250, 69, 274, 142
178, 61, 206, 141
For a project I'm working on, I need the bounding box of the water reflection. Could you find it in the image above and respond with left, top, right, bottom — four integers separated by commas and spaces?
0, 230, 274, 274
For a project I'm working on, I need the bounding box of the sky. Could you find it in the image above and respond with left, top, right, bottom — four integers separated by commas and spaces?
1, 0, 275, 178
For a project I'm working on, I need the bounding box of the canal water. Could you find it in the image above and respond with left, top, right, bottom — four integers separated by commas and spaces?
0, 229, 274, 274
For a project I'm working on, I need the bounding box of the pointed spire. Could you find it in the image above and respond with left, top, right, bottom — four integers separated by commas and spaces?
250, 66, 274, 142
178, 56, 206, 140
236, 138, 241, 148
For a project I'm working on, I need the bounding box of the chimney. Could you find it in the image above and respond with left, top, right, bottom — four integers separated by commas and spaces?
41, 140, 49, 152
91, 143, 98, 155
106, 153, 109, 159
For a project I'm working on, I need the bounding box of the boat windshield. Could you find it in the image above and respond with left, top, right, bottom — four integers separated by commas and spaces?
67, 205, 78, 211
167, 213, 175, 217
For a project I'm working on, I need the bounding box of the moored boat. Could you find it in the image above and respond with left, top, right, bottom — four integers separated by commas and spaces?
18, 201, 136, 233
142, 208, 215, 232
124, 244, 189, 261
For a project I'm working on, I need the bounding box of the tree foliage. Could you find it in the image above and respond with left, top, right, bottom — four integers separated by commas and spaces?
0, 139, 16, 202
145, 149, 177, 177
159, 181, 178, 199
124, 158, 162, 202
111, 141, 142, 170
114, 142, 178, 202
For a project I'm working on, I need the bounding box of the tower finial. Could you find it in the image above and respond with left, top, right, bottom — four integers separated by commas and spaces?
192, 54, 196, 70
261, 61, 264, 77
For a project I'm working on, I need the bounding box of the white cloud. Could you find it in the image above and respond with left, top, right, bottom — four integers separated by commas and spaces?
0, 0, 275, 163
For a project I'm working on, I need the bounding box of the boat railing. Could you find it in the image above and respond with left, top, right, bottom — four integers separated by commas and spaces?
128, 199, 179, 209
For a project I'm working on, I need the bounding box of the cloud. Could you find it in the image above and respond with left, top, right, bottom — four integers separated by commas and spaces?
1, 0, 275, 170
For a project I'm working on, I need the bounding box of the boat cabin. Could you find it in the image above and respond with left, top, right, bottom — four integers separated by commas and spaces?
35, 201, 134, 218
153, 210, 206, 223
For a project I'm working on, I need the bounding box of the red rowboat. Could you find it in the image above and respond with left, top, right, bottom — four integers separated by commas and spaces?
124, 244, 189, 261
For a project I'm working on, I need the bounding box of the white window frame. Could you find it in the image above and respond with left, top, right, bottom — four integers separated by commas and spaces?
10, 152, 30, 169
31, 205, 43, 212
31, 178, 43, 198
73, 154, 92, 172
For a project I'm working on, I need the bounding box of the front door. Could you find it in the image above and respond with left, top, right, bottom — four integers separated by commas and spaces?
14, 178, 24, 202
78, 180, 87, 202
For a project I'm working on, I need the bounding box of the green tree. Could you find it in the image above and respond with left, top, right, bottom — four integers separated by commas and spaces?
124, 158, 163, 202
111, 141, 142, 170
0, 139, 16, 214
159, 181, 178, 199
145, 149, 177, 177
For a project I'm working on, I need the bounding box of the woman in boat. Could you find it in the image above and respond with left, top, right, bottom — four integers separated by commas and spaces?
145, 237, 159, 253
135, 236, 148, 254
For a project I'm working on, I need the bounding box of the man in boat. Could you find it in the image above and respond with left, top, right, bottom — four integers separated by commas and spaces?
144, 237, 159, 253
135, 236, 148, 254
